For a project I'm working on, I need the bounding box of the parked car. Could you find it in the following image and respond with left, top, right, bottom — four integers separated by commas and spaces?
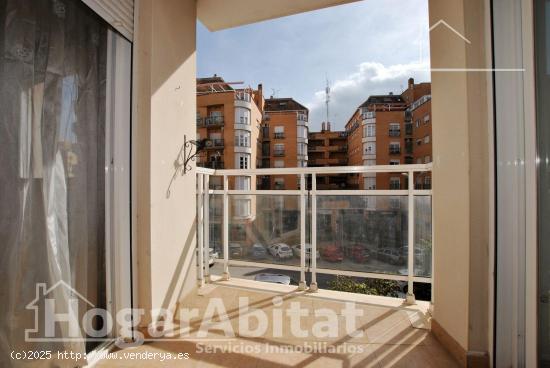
348, 245, 370, 263
249, 243, 267, 259
254, 273, 291, 285
320, 244, 344, 262
291, 243, 320, 260
229, 243, 244, 258
377, 248, 405, 265
267, 243, 293, 259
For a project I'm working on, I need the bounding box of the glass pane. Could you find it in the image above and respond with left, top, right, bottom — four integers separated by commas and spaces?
535, 0, 550, 362
315, 195, 409, 276
414, 196, 432, 277
227, 194, 301, 268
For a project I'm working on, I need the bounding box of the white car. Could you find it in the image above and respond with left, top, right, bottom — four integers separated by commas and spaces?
267, 243, 293, 259
291, 243, 320, 260
196, 247, 218, 266
254, 273, 291, 285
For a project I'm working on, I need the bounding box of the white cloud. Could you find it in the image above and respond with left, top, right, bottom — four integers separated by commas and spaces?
306, 61, 431, 131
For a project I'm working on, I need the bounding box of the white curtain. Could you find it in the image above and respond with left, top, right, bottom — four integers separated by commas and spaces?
0, 0, 108, 366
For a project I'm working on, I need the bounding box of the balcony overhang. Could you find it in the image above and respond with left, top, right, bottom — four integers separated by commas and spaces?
197, 0, 360, 31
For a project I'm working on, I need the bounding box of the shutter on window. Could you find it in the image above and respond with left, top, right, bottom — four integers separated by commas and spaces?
81, 0, 134, 41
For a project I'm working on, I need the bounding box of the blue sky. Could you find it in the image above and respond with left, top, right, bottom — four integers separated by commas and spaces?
197, 0, 431, 130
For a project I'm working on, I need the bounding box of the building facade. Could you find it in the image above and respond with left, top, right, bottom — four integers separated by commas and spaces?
307, 122, 349, 189
345, 78, 432, 190
259, 97, 309, 189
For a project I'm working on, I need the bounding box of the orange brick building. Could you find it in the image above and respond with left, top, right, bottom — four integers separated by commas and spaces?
345, 78, 432, 190
259, 97, 309, 190
307, 122, 348, 189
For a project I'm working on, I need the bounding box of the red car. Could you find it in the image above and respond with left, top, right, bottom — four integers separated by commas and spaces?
321, 245, 344, 262
350, 246, 369, 263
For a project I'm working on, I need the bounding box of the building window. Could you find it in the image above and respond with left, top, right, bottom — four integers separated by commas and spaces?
416, 138, 422, 146
234, 199, 251, 218
364, 142, 376, 154
235, 107, 250, 125
389, 123, 400, 137
274, 143, 285, 156
424, 176, 432, 189
415, 119, 421, 128
364, 177, 376, 190
389, 159, 400, 165
274, 177, 285, 190
424, 114, 430, 124
389, 142, 401, 154
424, 155, 431, 163
235, 176, 250, 190
236, 153, 250, 169
235, 130, 251, 147
274, 160, 284, 168
424, 135, 430, 144
274, 126, 285, 139
390, 177, 401, 190
364, 124, 376, 137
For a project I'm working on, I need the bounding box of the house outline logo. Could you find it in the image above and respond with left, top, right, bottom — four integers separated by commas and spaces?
25, 280, 95, 342
429, 19, 471, 44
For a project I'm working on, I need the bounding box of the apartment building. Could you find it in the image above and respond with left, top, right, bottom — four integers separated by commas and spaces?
196, 76, 264, 249
345, 78, 432, 190
259, 97, 309, 189
307, 122, 349, 189
196, 76, 263, 186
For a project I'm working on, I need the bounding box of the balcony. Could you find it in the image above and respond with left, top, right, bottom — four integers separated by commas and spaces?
196, 163, 433, 306
198, 160, 224, 169
205, 138, 225, 149
274, 132, 285, 139
198, 115, 225, 127
273, 149, 285, 157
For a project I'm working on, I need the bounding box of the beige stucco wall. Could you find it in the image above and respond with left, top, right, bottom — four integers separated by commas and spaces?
133, 0, 197, 326
429, 0, 491, 355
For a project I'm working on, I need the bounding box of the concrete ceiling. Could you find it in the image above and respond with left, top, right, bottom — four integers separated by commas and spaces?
197, 0, 360, 31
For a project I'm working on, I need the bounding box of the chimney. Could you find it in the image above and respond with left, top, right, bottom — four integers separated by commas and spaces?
322, 122, 326, 131
327, 122, 331, 131
408, 77, 414, 89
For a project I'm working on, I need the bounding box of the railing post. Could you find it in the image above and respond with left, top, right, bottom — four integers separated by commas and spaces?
406, 170, 416, 304
299, 173, 307, 291
310, 173, 318, 292
197, 173, 204, 287
222, 174, 230, 280
204, 174, 211, 283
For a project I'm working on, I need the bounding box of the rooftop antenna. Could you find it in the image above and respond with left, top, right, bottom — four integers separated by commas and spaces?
325, 75, 331, 125
270, 88, 280, 98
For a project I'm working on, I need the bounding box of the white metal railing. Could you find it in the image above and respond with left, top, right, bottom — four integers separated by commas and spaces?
196, 164, 433, 304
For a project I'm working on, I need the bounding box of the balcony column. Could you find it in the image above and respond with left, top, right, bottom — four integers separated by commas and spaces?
222, 174, 230, 280
204, 174, 211, 283
197, 173, 205, 287
299, 174, 307, 290
310, 173, 318, 292
406, 169, 416, 304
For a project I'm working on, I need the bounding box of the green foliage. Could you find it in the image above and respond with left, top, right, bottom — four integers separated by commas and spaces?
327, 275, 401, 297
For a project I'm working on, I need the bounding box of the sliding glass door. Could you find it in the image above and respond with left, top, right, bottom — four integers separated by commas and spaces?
535, 1, 550, 365
0, 0, 131, 366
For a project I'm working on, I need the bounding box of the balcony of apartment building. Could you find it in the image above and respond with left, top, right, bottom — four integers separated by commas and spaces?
204, 138, 225, 149
17, 1, 523, 368
197, 115, 225, 127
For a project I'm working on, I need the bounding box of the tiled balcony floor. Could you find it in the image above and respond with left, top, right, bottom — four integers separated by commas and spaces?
93, 278, 459, 368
